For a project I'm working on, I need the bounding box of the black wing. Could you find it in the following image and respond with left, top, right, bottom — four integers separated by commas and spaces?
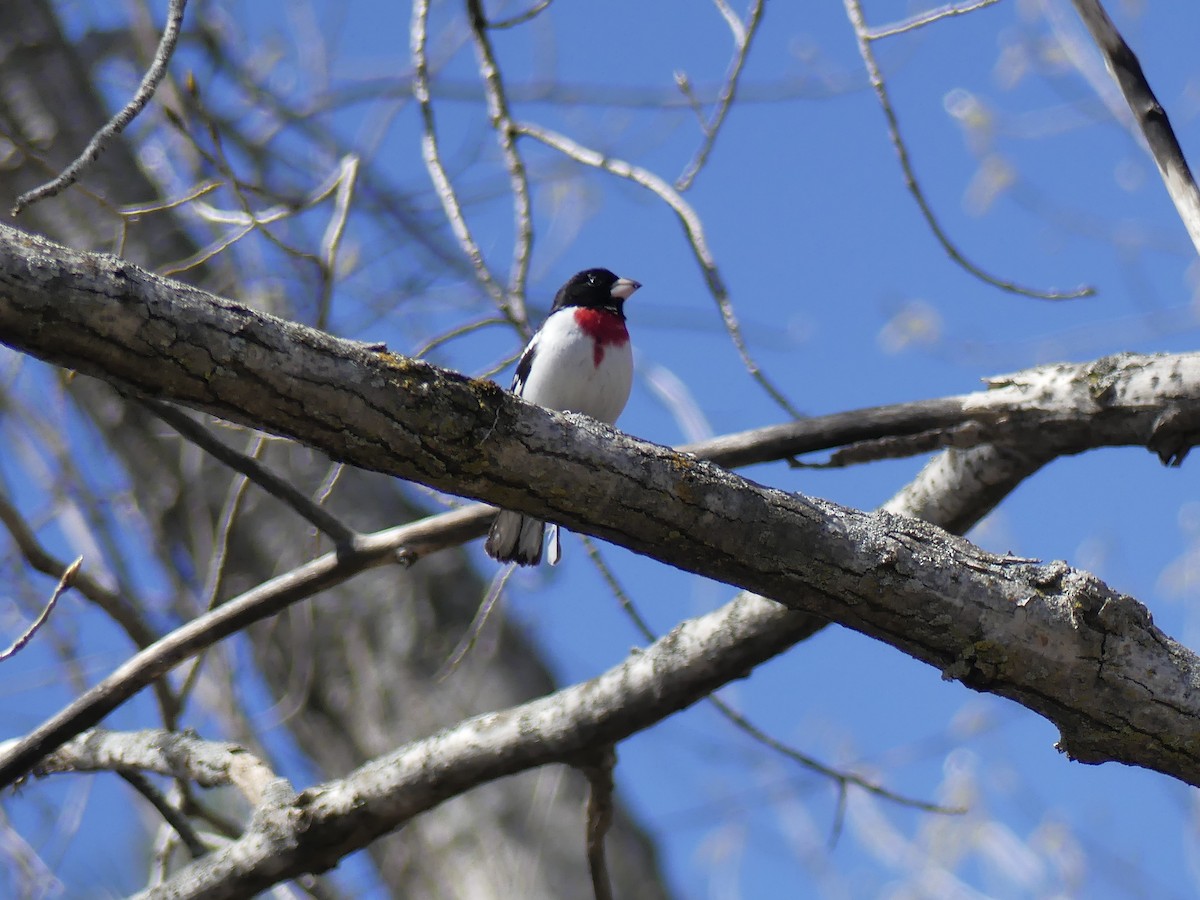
511, 334, 538, 396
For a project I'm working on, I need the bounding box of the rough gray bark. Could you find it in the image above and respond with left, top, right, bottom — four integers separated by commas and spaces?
3, 226, 1200, 796
0, 4, 669, 896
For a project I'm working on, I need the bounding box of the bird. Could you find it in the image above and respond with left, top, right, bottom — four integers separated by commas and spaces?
485, 267, 641, 566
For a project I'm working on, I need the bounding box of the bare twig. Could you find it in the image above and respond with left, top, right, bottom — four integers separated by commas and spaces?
0, 493, 177, 723
676, 0, 765, 191
577, 747, 617, 900
0, 504, 489, 787
704, 694, 962, 815
514, 119, 802, 416
842, 0, 1093, 301
410, 0, 508, 311
119, 771, 208, 859
0, 494, 160, 651
865, 0, 1003, 40
435, 563, 514, 681
120, 180, 222, 219
1069, 0, 1200, 258
140, 399, 358, 548
202, 434, 267, 612
164, 83, 343, 294
11, 0, 189, 215
316, 155, 360, 330
467, 0, 533, 329
0, 557, 79, 663
582, 538, 959, 816
117, 180, 221, 257
193, 113, 320, 277
0, 806, 62, 898
413, 315, 509, 359
488, 0, 556, 30
158, 223, 253, 278
174, 433, 266, 717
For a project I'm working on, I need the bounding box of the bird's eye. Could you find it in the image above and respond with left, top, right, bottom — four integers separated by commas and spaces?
587, 273, 597, 284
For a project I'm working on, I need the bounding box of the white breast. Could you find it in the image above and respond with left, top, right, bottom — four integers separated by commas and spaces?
518, 311, 633, 425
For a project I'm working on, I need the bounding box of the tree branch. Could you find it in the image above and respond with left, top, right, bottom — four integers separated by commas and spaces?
513, 120, 802, 417
116, 563, 1200, 896
1, 224, 1199, 803
0, 556, 78, 663
24, 727, 287, 808
674, 0, 765, 191
466, 0, 533, 325
139, 398, 358, 548
119, 771, 209, 860
1070, 0, 1200, 258
11, 0, 189, 215
578, 747, 617, 900
843, 0, 1092, 300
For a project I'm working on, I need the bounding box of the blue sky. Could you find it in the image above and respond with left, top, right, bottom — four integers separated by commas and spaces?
7, 1, 1200, 897
425, 3, 1200, 897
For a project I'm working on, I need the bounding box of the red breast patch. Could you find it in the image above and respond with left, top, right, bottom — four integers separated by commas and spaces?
574, 308, 629, 367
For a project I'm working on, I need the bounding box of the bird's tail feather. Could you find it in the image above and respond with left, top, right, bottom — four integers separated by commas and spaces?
485, 510, 545, 566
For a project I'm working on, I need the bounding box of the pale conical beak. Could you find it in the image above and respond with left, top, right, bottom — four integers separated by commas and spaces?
610, 277, 641, 300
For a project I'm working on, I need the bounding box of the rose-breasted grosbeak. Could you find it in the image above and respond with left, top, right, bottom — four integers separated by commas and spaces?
485, 267, 641, 566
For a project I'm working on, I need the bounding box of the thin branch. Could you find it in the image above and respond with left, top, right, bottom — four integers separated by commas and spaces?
410, 0, 508, 311
676, 0, 765, 191
11, 0, 189, 215
291, 66, 852, 114
582, 538, 958, 816
1069, 0, 1200, 258
673, 71, 711, 131
316, 155, 360, 331
140, 399, 358, 548
467, 0, 533, 329
842, 0, 1093, 301
0, 493, 162, 651
202, 434, 266, 612
705, 694, 962, 815
119, 179, 222, 218
488, 0, 555, 30
154, 92, 330, 277
175, 434, 266, 717
412, 315, 509, 359
0, 495, 178, 724
6, 392, 143, 606
119, 771, 208, 860
865, 0, 1003, 40
577, 748, 616, 900
0, 557, 79, 663
179, 94, 326, 279
579, 537, 660, 639
0, 505, 488, 788
0, 806, 62, 898
158, 223, 253, 278
435, 563, 513, 681
514, 119, 802, 417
